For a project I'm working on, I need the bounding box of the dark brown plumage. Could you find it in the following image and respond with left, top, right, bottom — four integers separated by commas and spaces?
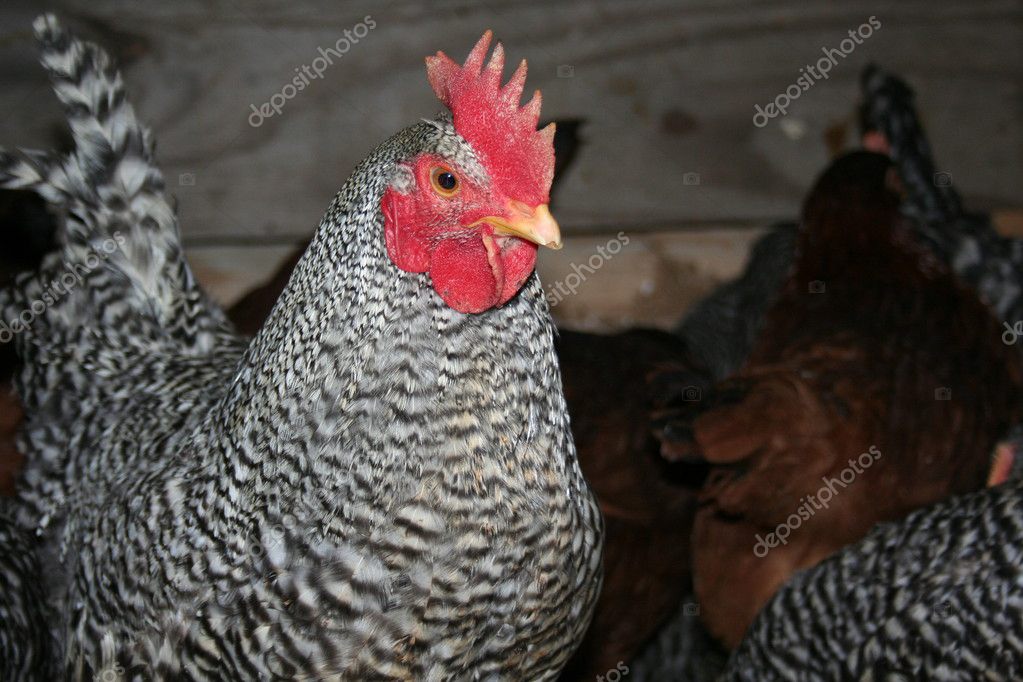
553, 328, 706, 679
659, 151, 1023, 649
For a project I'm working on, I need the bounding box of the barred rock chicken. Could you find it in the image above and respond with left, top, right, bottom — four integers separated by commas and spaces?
226, 151, 707, 681
0, 498, 57, 680
0, 17, 602, 679
234, 283, 705, 682
860, 64, 1023, 329
725, 434, 1023, 680
660, 151, 1023, 649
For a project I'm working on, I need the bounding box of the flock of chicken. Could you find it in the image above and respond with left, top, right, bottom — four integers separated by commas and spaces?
0, 15, 1022, 681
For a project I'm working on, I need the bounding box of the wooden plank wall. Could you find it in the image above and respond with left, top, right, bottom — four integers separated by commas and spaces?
1, 0, 1020, 329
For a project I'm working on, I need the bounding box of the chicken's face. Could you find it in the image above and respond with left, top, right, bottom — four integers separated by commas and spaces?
381, 31, 560, 314
382, 149, 559, 314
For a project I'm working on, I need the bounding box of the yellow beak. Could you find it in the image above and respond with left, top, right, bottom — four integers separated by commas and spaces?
472, 202, 562, 250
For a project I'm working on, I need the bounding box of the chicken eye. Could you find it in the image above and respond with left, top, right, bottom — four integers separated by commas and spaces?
430, 166, 460, 197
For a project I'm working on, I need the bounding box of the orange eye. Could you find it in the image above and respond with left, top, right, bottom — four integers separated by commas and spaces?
430, 166, 460, 197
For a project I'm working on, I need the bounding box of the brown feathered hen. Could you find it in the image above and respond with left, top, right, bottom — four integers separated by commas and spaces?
552, 328, 708, 680
660, 151, 1023, 649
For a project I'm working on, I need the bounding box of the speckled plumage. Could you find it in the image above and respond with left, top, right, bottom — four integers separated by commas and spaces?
0, 498, 58, 680
725, 476, 1023, 680
0, 16, 602, 680
860, 64, 1023, 328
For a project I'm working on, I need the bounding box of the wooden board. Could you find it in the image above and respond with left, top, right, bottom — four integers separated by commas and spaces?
1, 0, 1020, 248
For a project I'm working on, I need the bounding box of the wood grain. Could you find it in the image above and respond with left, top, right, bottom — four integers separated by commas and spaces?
1, 0, 1019, 247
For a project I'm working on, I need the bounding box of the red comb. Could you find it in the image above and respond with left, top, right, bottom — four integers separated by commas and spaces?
426, 31, 555, 205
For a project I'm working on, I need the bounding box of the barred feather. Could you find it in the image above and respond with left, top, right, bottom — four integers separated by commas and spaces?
726, 478, 1023, 680
1, 15, 602, 680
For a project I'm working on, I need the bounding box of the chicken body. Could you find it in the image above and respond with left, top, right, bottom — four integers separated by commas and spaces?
726, 475, 1023, 680
674, 222, 798, 382
0, 17, 601, 679
551, 328, 706, 679
667, 152, 1022, 648
0, 499, 56, 679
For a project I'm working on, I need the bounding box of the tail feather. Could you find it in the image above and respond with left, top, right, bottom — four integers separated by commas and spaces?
33, 13, 155, 202
859, 64, 962, 225
2, 15, 230, 357
0, 149, 59, 196
860, 65, 1023, 328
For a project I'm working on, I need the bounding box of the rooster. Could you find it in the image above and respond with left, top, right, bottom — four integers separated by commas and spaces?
659, 151, 1023, 649
0, 17, 602, 679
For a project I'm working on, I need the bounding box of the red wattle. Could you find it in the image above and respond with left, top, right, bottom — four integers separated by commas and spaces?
497, 239, 538, 303
430, 238, 501, 313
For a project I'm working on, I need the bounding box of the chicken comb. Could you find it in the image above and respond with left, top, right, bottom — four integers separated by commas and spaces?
426, 31, 555, 205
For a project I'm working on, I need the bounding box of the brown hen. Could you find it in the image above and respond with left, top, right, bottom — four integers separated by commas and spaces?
660, 151, 1023, 649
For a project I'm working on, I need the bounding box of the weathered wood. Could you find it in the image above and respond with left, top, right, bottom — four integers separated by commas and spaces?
1, 0, 1020, 247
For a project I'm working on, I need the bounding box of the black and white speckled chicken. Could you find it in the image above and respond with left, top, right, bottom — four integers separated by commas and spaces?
860, 64, 1023, 328
0, 17, 602, 680
0, 498, 57, 680
725, 432, 1023, 681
